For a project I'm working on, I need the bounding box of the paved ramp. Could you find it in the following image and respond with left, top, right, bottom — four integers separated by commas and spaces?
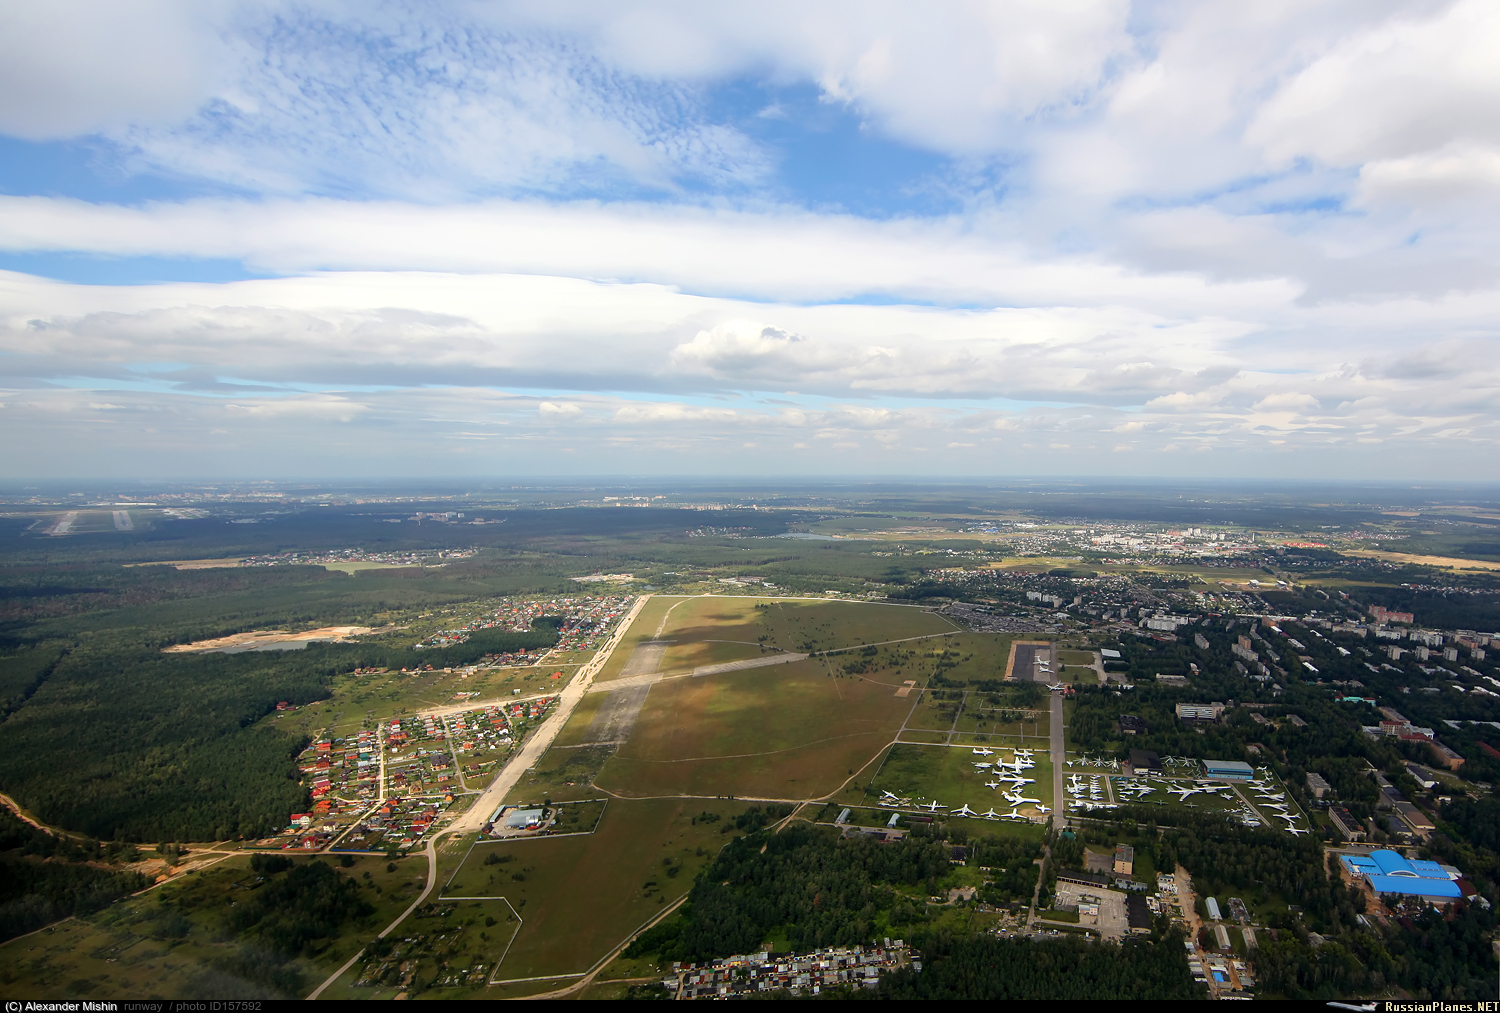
617, 640, 671, 679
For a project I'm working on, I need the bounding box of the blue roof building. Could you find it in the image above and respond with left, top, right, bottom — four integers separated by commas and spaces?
1340, 850, 1462, 901
1201, 759, 1254, 781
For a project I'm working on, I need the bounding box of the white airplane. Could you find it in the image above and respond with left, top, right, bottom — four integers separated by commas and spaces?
1049, 683, 1067, 692
972, 747, 994, 756
1285, 826, 1309, 836
920, 800, 947, 812
981, 808, 1001, 820
880, 790, 901, 801
1167, 785, 1207, 800
1034, 804, 1051, 813
1003, 793, 1044, 807
1065, 760, 1075, 768
1000, 808, 1029, 821
995, 775, 1033, 787
973, 762, 993, 769
953, 804, 977, 817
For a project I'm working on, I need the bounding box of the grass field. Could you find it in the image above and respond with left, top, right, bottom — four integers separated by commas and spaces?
433, 798, 747, 991
548, 691, 609, 748
755, 599, 958, 652
859, 743, 1053, 825
505, 745, 618, 805
594, 658, 910, 799
904, 687, 1049, 744
0, 852, 427, 1000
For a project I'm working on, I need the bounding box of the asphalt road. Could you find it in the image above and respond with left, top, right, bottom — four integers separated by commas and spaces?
1050, 690, 1066, 830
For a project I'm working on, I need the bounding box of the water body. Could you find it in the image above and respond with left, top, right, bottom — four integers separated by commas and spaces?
215, 639, 340, 654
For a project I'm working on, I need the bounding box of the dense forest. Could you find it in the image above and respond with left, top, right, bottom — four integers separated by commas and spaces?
135, 854, 376, 998
0, 808, 146, 943
869, 933, 1201, 1000
0, 599, 557, 841
628, 825, 956, 961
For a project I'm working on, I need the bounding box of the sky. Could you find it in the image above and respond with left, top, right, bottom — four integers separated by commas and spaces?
3, 1, 1500, 480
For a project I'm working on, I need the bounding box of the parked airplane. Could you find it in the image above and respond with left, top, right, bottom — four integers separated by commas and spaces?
984, 781, 1002, 790
981, 808, 1001, 820
953, 804, 976, 817
920, 800, 947, 812
971, 747, 994, 756
1285, 826, 1309, 836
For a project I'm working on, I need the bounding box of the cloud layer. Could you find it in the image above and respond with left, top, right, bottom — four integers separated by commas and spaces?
2, 1, 1500, 477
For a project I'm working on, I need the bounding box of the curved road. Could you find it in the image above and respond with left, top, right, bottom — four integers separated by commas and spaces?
307, 836, 439, 999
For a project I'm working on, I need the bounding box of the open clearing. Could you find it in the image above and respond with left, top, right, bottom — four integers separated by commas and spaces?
164, 625, 383, 653
436, 798, 742, 990
863, 743, 1053, 825
594, 658, 911, 800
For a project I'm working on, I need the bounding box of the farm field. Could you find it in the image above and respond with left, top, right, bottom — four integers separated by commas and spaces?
433, 798, 745, 991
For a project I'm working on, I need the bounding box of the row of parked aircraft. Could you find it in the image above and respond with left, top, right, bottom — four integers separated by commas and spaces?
877, 791, 1044, 821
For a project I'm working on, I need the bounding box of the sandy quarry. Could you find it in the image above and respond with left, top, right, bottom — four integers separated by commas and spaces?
164, 626, 378, 653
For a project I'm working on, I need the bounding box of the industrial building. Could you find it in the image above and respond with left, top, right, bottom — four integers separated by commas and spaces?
1201, 759, 1255, 781
1339, 850, 1464, 903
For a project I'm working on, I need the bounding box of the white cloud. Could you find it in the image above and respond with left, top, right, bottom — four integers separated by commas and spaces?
0, 0, 232, 139
3, 3, 1500, 477
1248, 1, 1500, 170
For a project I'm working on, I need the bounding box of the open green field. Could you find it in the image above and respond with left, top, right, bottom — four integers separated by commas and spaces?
434, 798, 744, 990
505, 745, 617, 804
596, 596, 959, 687
548, 691, 610, 748
861, 743, 1052, 825
595, 657, 910, 799
907, 686, 1049, 737
0, 852, 426, 1000
756, 599, 958, 652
